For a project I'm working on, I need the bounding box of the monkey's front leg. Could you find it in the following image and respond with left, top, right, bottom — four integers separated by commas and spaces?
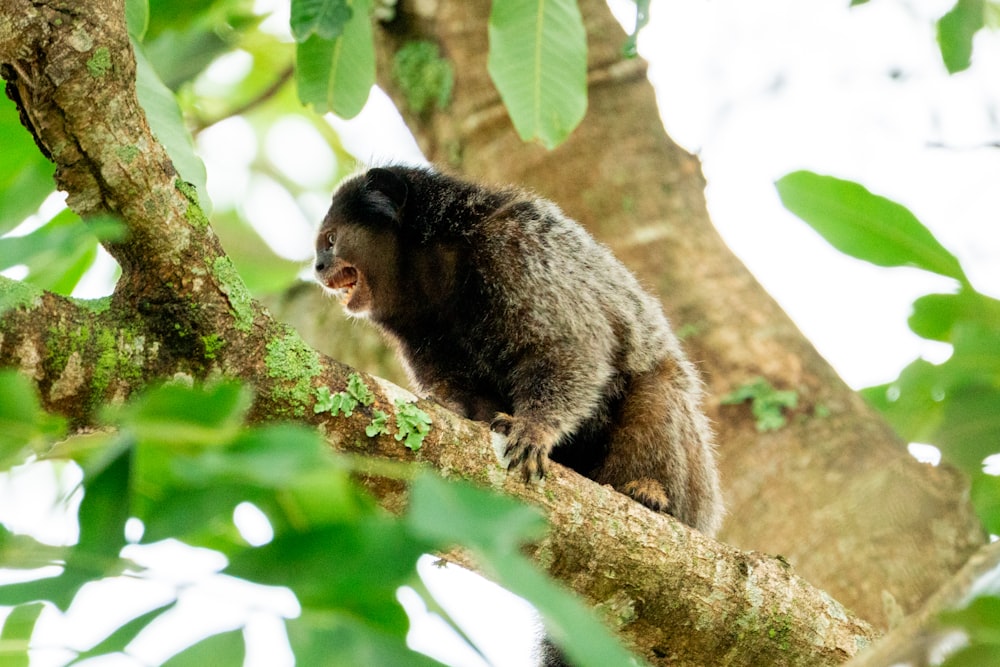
490, 413, 561, 481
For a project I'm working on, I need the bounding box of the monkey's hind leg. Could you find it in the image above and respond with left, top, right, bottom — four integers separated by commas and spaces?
593, 357, 721, 534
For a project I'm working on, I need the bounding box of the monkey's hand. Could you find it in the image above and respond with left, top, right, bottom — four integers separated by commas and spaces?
490, 413, 558, 483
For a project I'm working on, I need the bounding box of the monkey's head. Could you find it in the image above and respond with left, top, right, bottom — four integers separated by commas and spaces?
314, 168, 408, 319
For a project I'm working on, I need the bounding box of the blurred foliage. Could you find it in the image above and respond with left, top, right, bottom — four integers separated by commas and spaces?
0, 375, 641, 666
721, 377, 799, 433
778, 171, 1000, 663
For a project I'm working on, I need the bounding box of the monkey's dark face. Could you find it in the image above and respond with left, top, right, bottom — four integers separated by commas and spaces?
314, 217, 400, 319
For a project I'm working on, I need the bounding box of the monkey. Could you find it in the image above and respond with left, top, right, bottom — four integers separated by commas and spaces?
314, 164, 723, 536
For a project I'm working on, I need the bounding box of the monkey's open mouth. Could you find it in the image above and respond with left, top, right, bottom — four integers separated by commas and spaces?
326, 265, 359, 305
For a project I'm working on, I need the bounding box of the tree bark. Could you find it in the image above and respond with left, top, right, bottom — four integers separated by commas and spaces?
367, 0, 985, 629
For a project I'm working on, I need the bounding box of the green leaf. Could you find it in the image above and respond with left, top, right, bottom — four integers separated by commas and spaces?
909, 290, 1000, 342
940, 644, 1000, 667
0, 93, 55, 234
971, 473, 1000, 535
721, 377, 798, 432
126, 0, 150, 41
76, 445, 131, 563
861, 360, 944, 444
290, 0, 352, 41
0, 603, 44, 666
133, 39, 211, 212
227, 520, 424, 632
0, 210, 124, 295
0, 371, 67, 471
407, 473, 546, 555
161, 628, 246, 667
938, 0, 986, 74
295, 0, 375, 118
117, 381, 251, 448
491, 555, 642, 667
287, 610, 446, 667
487, 0, 588, 149
775, 171, 968, 283
935, 384, 1000, 473
392, 41, 454, 115
70, 601, 177, 664
940, 595, 1000, 645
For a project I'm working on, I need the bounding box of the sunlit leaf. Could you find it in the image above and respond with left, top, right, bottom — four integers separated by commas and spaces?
776, 171, 968, 283
488, 0, 587, 149
492, 555, 642, 667
407, 473, 546, 554
0, 371, 67, 471
70, 601, 177, 664
290, 0, 352, 41
287, 611, 446, 667
161, 628, 246, 667
126, 0, 150, 41
860, 360, 944, 444
0, 602, 44, 667
227, 520, 423, 633
295, 0, 374, 118
909, 290, 1000, 342
935, 385, 1000, 473
133, 40, 211, 212
938, 0, 986, 74
116, 381, 251, 448
971, 474, 1000, 535
0, 95, 55, 234
0, 210, 123, 295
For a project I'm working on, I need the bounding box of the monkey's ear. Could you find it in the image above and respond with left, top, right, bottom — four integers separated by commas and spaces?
364, 168, 408, 219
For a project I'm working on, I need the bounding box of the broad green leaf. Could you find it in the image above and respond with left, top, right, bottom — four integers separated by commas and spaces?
0, 95, 55, 234
287, 611, 446, 667
909, 290, 1000, 342
940, 644, 1000, 667
296, 0, 375, 118
938, 0, 985, 74
0, 371, 67, 470
133, 40, 211, 212
290, 0, 352, 41
117, 381, 251, 448
407, 473, 546, 555
488, 0, 588, 149
0, 603, 44, 667
76, 446, 131, 562
860, 360, 944, 443
971, 474, 1000, 535
776, 171, 968, 283
161, 628, 246, 667
126, 0, 150, 41
0, 210, 124, 295
227, 519, 426, 632
70, 601, 177, 664
935, 385, 1000, 472
492, 555, 643, 667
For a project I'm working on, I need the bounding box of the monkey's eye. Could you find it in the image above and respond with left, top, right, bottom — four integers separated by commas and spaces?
326, 231, 336, 248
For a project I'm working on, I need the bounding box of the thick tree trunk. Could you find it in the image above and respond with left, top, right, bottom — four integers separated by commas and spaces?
367, 0, 985, 628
